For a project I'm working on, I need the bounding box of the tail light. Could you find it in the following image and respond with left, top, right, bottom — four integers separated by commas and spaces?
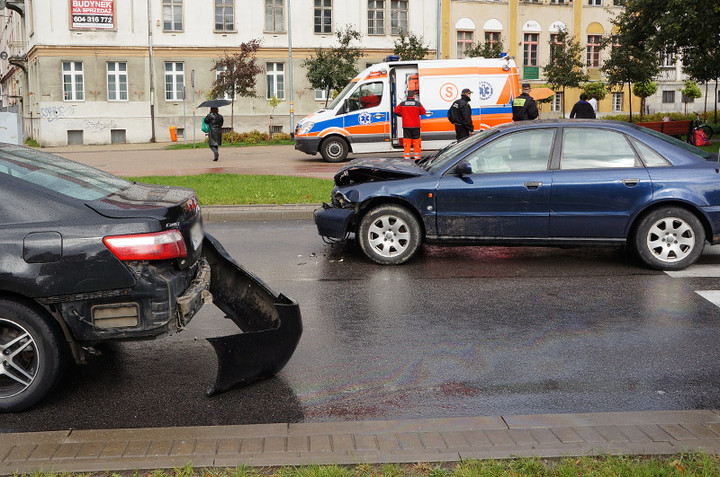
103, 230, 187, 261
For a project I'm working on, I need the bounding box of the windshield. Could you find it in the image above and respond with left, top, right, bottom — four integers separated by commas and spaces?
0, 145, 129, 200
641, 127, 715, 160
327, 81, 358, 111
423, 128, 500, 171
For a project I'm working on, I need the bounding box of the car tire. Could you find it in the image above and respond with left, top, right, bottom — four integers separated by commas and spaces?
634, 207, 705, 271
320, 137, 349, 163
358, 204, 422, 265
0, 299, 66, 413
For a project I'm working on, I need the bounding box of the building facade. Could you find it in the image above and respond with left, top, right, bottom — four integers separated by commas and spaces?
0, 0, 715, 146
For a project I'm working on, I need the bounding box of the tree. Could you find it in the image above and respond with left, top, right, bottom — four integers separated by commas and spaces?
632, 79, 657, 120
303, 26, 365, 107
543, 29, 588, 118
681, 80, 702, 115
209, 39, 263, 137
393, 30, 431, 60
464, 38, 505, 59
582, 81, 608, 102
601, 6, 659, 122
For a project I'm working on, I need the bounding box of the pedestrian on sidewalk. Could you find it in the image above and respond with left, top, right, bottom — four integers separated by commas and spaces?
204, 107, 224, 161
569, 93, 596, 119
394, 90, 426, 161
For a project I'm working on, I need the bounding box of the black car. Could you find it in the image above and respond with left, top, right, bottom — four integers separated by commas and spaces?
0, 144, 301, 412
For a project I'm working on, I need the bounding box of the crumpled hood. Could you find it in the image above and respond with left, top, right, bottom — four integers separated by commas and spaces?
334, 157, 427, 186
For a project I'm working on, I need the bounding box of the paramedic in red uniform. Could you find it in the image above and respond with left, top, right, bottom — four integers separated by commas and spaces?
393, 91, 426, 161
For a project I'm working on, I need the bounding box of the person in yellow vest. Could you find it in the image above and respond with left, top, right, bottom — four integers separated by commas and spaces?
512, 83, 539, 121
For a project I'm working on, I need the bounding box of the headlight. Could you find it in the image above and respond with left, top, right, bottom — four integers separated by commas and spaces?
297, 122, 315, 135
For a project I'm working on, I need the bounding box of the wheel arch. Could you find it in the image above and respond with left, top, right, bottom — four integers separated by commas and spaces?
356, 197, 427, 240
320, 134, 352, 153
0, 291, 79, 363
629, 200, 712, 243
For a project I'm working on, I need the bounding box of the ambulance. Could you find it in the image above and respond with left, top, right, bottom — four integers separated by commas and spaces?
294, 56, 521, 162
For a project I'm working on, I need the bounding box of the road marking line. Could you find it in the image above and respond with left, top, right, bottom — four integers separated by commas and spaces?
666, 265, 720, 278
696, 290, 720, 307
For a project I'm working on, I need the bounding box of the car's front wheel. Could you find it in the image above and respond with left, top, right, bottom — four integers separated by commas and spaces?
0, 299, 66, 413
634, 207, 705, 271
358, 204, 422, 265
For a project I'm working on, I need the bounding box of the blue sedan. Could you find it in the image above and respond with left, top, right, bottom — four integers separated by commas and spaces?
314, 120, 720, 270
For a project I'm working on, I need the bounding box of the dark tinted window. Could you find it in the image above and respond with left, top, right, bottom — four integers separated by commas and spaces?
0, 146, 129, 200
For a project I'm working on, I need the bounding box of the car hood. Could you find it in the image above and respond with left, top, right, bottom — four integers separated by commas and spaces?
334, 157, 427, 186
86, 181, 200, 222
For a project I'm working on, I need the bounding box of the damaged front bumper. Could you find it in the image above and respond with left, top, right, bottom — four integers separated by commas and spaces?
314, 203, 356, 239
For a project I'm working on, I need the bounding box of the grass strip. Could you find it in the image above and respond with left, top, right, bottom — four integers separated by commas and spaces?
126, 174, 333, 206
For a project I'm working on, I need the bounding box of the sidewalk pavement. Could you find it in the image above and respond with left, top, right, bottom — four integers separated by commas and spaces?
3, 410, 720, 474
3, 142, 720, 474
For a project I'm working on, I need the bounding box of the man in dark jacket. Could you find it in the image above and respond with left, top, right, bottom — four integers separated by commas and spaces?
204, 107, 224, 161
449, 88, 474, 141
569, 93, 596, 119
394, 91, 426, 161
512, 83, 539, 121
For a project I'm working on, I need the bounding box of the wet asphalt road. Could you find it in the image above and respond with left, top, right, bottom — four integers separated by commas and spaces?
5, 220, 720, 432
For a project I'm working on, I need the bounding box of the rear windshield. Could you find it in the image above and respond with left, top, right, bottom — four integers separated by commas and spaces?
640, 128, 715, 160
0, 145, 129, 200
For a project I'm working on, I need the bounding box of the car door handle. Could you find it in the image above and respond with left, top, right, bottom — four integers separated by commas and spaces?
424, 111, 433, 117
374, 113, 386, 119
622, 178, 640, 187
524, 181, 542, 190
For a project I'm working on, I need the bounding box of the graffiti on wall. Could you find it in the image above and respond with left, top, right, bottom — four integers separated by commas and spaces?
41, 105, 77, 122
84, 119, 118, 130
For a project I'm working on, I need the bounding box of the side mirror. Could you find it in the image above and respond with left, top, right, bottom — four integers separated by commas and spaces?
455, 160, 473, 175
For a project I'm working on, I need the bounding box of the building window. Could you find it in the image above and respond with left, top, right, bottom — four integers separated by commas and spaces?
485, 31, 501, 49
368, 0, 384, 35
266, 62, 285, 99
550, 0, 567, 3
587, 35, 602, 67
215, 0, 234, 31
165, 62, 185, 101
315, 88, 327, 101
107, 62, 127, 101
662, 90, 675, 103
314, 0, 332, 34
163, 0, 183, 31
523, 33, 538, 67
588, 0, 602, 5
215, 66, 235, 100
612, 92, 623, 112
661, 52, 675, 68
63, 61, 84, 101
682, 93, 695, 103
265, 0, 285, 32
457, 31, 473, 59
390, 0, 408, 35
613, 0, 625, 5
549, 33, 562, 62
551, 91, 562, 112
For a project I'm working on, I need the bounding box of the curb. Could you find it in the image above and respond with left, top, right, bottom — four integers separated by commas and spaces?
3, 410, 720, 474
201, 204, 318, 222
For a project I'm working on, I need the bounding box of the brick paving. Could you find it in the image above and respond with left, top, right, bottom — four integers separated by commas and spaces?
3, 411, 720, 473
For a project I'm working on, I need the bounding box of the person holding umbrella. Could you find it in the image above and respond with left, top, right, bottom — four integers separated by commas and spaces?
199, 99, 230, 161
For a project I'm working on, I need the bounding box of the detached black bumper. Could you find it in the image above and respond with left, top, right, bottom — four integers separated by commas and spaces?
294, 136, 322, 155
314, 204, 356, 239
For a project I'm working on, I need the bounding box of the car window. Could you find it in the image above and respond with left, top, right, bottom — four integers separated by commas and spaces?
639, 127, 714, 160
0, 146, 129, 200
464, 129, 554, 174
629, 137, 670, 167
561, 128, 639, 170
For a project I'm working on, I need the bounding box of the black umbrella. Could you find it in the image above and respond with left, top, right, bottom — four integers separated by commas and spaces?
198, 99, 232, 108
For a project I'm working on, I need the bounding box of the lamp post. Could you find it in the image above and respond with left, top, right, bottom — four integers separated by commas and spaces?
147, 0, 156, 142
287, 0, 295, 138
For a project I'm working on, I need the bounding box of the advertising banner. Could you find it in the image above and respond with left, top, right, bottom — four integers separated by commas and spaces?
70, 0, 115, 30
